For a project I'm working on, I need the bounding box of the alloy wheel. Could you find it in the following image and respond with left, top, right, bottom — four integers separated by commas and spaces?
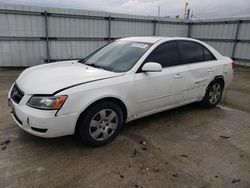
89, 109, 118, 141
208, 83, 222, 104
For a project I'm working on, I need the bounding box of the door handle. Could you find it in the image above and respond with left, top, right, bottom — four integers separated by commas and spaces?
174, 73, 183, 79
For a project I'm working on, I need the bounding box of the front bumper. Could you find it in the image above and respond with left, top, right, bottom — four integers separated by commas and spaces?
8, 97, 78, 138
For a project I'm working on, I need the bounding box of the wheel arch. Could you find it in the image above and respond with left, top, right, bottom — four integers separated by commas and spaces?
75, 97, 128, 134
214, 75, 225, 88
205, 75, 225, 93
200, 75, 225, 108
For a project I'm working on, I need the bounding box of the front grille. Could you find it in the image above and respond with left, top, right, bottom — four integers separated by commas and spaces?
11, 84, 24, 104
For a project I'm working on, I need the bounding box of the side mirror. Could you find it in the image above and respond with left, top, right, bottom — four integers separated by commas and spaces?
141, 62, 162, 72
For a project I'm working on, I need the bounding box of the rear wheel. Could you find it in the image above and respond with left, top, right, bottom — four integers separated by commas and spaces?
200, 79, 224, 108
77, 101, 123, 147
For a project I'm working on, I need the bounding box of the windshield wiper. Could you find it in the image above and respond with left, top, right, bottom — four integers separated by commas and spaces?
78, 59, 103, 69
85, 63, 104, 70
78, 59, 86, 63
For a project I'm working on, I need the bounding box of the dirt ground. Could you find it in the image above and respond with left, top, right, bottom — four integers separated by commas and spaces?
0, 67, 250, 188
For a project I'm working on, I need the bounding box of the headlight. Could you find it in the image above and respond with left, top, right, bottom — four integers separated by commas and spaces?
27, 95, 67, 110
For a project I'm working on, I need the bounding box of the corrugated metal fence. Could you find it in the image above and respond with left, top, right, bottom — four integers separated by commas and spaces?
191, 18, 250, 63
0, 4, 249, 67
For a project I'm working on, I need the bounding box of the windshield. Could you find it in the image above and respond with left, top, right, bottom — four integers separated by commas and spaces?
82, 40, 152, 72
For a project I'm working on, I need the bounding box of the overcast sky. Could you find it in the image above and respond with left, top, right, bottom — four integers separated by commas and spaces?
0, 0, 250, 19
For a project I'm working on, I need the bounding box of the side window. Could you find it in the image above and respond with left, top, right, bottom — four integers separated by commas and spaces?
180, 41, 204, 64
203, 47, 216, 61
145, 41, 179, 67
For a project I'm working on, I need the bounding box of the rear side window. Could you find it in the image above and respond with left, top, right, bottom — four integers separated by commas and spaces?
180, 41, 204, 64
145, 41, 179, 67
203, 47, 216, 61
180, 41, 216, 64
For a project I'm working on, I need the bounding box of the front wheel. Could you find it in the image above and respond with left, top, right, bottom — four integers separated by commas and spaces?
77, 101, 123, 147
200, 79, 224, 108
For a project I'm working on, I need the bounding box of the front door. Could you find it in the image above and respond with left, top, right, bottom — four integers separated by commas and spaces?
133, 41, 186, 116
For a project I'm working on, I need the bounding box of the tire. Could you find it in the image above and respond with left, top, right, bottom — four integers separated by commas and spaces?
77, 101, 123, 147
200, 79, 224, 108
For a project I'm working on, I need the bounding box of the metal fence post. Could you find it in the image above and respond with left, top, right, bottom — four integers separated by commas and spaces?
108, 16, 111, 42
188, 22, 192, 37
153, 19, 157, 36
44, 11, 50, 63
231, 20, 241, 59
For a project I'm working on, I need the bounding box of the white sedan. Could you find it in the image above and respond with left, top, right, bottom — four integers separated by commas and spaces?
8, 37, 233, 147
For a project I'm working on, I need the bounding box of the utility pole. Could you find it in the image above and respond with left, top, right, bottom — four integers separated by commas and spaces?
191, 10, 193, 20
187, 9, 190, 20
158, 6, 160, 17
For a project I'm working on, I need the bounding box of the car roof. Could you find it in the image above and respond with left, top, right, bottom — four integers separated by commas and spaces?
120, 36, 200, 44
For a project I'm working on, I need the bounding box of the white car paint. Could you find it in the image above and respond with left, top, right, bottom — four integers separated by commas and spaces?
16, 61, 123, 94
8, 37, 233, 138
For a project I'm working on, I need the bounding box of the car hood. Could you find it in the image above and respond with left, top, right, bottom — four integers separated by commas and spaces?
16, 61, 124, 94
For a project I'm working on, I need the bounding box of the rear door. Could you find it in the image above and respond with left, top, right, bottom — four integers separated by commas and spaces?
133, 41, 186, 115
179, 40, 218, 101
